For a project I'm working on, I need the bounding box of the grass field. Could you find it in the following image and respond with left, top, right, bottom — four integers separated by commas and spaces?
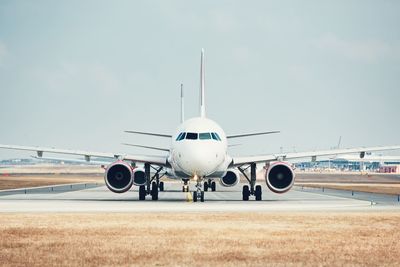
0, 175, 103, 190
1, 212, 400, 266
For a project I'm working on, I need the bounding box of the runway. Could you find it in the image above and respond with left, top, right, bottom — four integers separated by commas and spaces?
1, 182, 399, 213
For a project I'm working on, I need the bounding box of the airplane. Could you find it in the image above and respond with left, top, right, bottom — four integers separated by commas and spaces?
327, 137, 400, 164
1, 49, 400, 202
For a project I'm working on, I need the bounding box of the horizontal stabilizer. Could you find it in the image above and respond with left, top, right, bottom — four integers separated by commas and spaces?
227, 131, 280, 139
228, 144, 242, 147
122, 143, 169, 152
124, 130, 172, 138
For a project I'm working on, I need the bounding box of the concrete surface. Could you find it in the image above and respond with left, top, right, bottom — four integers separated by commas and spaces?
1, 182, 399, 213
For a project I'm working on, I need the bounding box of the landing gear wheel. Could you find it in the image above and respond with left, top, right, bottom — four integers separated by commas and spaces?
151, 182, 158, 200
139, 185, 146, 200
159, 181, 164, 192
242, 185, 250, 201
204, 182, 209, 191
200, 191, 204, 202
193, 191, 198, 202
211, 181, 216, 192
255, 185, 262, 201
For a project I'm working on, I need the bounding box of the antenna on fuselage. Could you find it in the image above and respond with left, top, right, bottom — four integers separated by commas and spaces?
200, 48, 206, 118
180, 83, 185, 123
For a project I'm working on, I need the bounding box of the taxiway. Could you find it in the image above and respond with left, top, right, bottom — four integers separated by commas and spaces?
1, 182, 399, 213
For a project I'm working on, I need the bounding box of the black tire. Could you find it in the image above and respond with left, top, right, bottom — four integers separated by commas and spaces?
139, 185, 146, 200
211, 181, 216, 192
204, 182, 209, 191
151, 182, 158, 200
255, 185, 262, 201
200, 191, 204, 202
159, 181, 164, 192
242, 185, 250, 201
193, 191, 197, 202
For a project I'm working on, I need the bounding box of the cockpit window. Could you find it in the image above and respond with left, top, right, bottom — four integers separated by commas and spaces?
186, 132, 198, 140
211, 132, 221, 141
199, 133, 211, 140
176, 133, 183, 141
178, 132, 186, 141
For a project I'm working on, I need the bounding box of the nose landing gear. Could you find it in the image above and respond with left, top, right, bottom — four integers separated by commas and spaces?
193, 177, 205, 202
182, 179, 189, 192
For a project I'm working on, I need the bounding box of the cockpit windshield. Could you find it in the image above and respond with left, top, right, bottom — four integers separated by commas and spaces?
199, 133, 211, 140
176, 132, 221, 141
211, 132, 221, 141
186, 132, 198, 140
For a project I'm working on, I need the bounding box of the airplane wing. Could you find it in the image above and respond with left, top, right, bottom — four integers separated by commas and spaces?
0, 144, 168, 166
31, 155, 112, 165
232, 145, 400, 166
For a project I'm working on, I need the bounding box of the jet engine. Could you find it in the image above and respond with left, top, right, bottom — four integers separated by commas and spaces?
104, 161, 134, 193
220, 169, 240, 187
132, 168, 147, 186
265, 162, 295, 193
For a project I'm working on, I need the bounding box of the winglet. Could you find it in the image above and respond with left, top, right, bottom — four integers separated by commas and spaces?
200, 48, 206, 118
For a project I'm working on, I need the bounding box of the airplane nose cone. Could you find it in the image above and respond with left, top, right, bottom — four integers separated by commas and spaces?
180, 148, 222, 176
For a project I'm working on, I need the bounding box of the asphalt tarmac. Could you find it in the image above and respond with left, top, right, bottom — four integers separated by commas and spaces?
1, 182, 400, 213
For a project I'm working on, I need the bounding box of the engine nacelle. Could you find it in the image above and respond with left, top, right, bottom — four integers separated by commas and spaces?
220, 169, 240, 187
132, 168, 146, 186
265, 162, 295, 193
104, 161, 133, 193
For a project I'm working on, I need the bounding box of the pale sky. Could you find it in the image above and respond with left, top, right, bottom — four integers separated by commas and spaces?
0, 0, 399, 159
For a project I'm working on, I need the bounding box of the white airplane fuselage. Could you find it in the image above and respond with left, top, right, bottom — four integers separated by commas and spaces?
168, 117, 232, 179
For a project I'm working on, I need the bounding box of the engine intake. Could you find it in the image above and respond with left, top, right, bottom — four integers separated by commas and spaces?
105, 161, 133, 193
265, 162, 295, 193
220, 169, 240, 187
132, 168, 146, 186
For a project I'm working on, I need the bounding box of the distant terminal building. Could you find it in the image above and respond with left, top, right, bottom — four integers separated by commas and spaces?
379, 165, 400, 174
295, 159, 400, 172
295, 159, 378, 171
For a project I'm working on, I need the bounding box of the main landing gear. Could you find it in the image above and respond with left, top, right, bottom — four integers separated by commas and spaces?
238, 163, 262, 201
139, 163, 165, 201
204, 179, 216, 192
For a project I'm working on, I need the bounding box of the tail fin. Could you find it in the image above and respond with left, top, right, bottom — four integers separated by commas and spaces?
180, 83, 185, 123
337, 136, 342, 149
199, 48, 206, 118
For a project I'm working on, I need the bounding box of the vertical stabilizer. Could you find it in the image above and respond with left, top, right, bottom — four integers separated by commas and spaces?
337, 136, 342, 149
200, 49, 206, 118
180, 83, 185, 123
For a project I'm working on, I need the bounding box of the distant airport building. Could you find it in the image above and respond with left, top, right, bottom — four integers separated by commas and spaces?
295, 159, 400, 172
379, 165, 400, 174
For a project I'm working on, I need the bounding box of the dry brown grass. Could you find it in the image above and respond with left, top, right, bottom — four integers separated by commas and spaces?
1, 212, 400, 266
0, 175, 103, 190
297, 183, 400, 195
